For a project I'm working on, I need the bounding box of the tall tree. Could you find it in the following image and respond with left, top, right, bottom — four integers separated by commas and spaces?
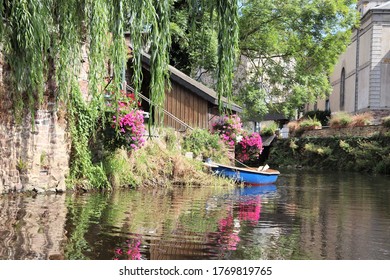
237, 0, 358, 119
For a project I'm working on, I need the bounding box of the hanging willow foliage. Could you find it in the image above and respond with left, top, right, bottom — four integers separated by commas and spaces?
1, 0, 239, 122
54, 0, 84, 103
86, 0, 109, 121
128, 0, 152, 97
187, 0, 239, 111
149, 0, 172, 125
3, 0, 51, 123
216, 0, 239, 112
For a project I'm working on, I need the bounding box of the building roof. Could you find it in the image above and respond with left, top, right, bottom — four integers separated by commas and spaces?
140, 53, 242, 113
372, 1, 390, 10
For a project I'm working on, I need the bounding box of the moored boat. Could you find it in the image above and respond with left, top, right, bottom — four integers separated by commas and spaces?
205, 162, 280, 185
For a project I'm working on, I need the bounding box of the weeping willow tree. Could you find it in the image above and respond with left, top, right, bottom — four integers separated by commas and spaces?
0, 0, 239, 188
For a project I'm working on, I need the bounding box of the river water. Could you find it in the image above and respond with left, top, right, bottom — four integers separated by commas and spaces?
1, 170, 389, 260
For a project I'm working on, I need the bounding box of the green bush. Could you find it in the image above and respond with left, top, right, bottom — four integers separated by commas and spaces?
329, 112, 352, 128
183, 129, 229, 163
303, 110, 331, 126
299, 116, 322, 131
382, 116, 390, 128
260, 121, 278, 136
102, 150, 137, 188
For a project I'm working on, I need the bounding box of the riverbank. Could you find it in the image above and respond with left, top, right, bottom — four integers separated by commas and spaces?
0, 129, 235, 195
267, 134, 390, 175
100, 137, 234, 191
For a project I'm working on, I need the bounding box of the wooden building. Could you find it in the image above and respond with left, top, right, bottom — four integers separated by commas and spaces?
126, 53, 242, 131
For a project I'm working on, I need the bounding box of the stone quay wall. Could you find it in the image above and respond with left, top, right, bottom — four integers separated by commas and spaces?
0, 50, 70, 194
0, 107, 69, 194
300, 124, 389, 138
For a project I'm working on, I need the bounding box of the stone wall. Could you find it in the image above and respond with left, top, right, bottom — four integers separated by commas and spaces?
0, 107, 69, 194
300, 124, 389, 138
0, 52, 70, 194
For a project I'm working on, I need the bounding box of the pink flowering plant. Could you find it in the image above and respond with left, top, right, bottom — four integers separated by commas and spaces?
112, 110, 146, 150
211, 114, 244, 147
103, 89, 146, 151
235, 132, 263, 164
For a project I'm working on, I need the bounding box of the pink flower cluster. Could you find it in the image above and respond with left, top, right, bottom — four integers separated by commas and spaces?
235, 132, 263, 162
113, 110, 146, 150
217, 214, 241, 251
114, 238, 142, 260
211, 115, 243, 147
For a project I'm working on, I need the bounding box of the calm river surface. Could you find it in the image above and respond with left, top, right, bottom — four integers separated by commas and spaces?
1, 170, 389, 260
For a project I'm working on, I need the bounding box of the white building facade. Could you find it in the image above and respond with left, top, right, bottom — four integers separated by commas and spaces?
307, 1, 390, 115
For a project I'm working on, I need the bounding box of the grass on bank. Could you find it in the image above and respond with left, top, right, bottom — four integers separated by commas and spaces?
102, 129, 234, 189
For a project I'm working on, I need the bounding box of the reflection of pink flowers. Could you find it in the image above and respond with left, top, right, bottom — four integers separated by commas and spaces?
217, 212, 240, 251
114, 237, 142, 260
238, 197, 261, 225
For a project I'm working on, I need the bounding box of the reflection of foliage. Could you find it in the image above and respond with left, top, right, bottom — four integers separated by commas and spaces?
266, 229, 308, 260
64, 193, 109, 260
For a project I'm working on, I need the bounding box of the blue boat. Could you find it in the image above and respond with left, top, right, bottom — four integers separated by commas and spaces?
205, 163, 280, 185
235, 184, 277, 196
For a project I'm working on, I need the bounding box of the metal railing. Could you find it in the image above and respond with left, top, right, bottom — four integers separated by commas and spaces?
126, 85, 193, 131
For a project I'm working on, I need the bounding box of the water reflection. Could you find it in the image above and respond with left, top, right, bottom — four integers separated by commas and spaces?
0, 194, 67, 260
1, 171, 389, 260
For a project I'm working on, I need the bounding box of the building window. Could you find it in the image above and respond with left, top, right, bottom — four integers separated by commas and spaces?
325, 99, 330, 112
340, 68, 345, 110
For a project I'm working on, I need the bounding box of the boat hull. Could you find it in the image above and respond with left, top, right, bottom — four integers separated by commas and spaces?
210, 163, 279, 185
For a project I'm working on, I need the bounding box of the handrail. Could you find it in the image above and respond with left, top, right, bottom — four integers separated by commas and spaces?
126, 85, 193, 131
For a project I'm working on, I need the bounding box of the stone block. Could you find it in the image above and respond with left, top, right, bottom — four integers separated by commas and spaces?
33, 187, 45, 193
56, 179, 67, 193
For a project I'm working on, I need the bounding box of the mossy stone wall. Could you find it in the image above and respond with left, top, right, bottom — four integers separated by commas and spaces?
268, 135, 390, 174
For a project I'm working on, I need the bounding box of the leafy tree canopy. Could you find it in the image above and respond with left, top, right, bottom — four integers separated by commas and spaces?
237, 0, 358, 120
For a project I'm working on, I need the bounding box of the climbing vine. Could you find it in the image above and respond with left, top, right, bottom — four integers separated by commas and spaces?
68, 79, 109, 189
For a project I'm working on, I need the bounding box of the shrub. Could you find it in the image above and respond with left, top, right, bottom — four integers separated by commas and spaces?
183, 128, 229, 163
287, 120, 300, 135
260, 121, 278, 136
298, 116, 322, 131
329, 112, 353, 128
304, 143, 332, 156
351, 112, 373, 127
303, 110, 331, 126
103, 150, 137, 188
102, 90, 146, 151
211, 114, 243, 147
235, 132, 263, 163
382, 116, 390, 128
